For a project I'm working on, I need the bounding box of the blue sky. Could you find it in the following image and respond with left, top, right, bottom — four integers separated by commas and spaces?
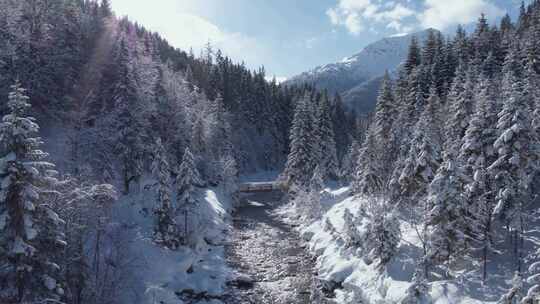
111, 0, 526, 80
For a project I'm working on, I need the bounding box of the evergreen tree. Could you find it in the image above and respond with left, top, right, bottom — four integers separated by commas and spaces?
422, 30, 438, 67
340, 139, 361, 182
372, 71, 397, 179
285, 94, 317, 188
404, 36, 421, 74
473, 14, 491, 62
453, 25, 470, 64
373, 71, 396, 141
431, 33, 448, 96
315, 92, 338, 180
354, 130, 383, 195
522, 260, 540, 303
398, 95, 442, 203
425, 154, 467, 274
490, 67, 537, 222
445, 62, 475, 155
365, 204, 401, 266
343, 208, 361, 248
176, 147, 201, 246
331, 94, 353, 164
109, 38, 144, 194
152, 138, 179, 249
0, 83, 66, 302
489, 66, 539, 272
459, 78, 499, 282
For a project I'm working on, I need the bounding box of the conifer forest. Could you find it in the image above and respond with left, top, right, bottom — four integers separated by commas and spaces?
0, 0, 539, 303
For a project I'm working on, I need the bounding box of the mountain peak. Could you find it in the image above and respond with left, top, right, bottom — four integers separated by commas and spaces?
286, 29, 439, 113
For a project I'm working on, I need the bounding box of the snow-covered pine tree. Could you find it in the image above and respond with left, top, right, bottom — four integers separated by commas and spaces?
458, 77, 499, 282
404, 36, 421, 75
176, 147, 202, 246
422, 29, 438, 67
152, 138, 179, 249
524, 57, 540, 145
430, 32, 448, 97
522, 259, 540, 303
285, 94, 317, 188
425, 153, 467, 275
398, 89, 442, 204
340, 139, 361, 182
110, 37, 144, 194
56, 176, 117, 304
315, 91, 338, 180
389, 67, 429, 196
372, 71, 397, 180
453, 25, 470, 64
445, 62, 475, 155
365, 202, 401, 266
0, 83, 66, 302
343, 208, 361, 248
208, 94, 233, 160
407, 66, 428, 118
219, 153, 239, 194
489, 55, 539, 272
353, 129, 383, 196
388, 69, 416, 200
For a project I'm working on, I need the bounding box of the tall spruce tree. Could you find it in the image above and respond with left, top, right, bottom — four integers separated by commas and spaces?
354, 130, 384, 195
315, 92, 338, 180
426, 154, 467, 275
176, 147, 201, 246
110, 37, 144, 194
371, 71, 398, 183
490, 64, 539, 272
445, 62, 475, 155
459, 77, 499, 282
398, 90, 442, 203
285, 94, 317, 188
152, 138, 179, 249
0, 83, 66, 302
404, 36, 421, 75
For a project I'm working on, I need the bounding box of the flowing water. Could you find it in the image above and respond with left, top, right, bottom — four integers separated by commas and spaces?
223, 192, 330, 304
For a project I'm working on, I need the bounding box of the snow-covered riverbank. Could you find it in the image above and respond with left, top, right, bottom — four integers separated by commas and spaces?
279, 187, 523, 304
113, 184, 235, 304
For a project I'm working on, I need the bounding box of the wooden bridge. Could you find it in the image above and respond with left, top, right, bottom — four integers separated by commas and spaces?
238, 181, 287, 193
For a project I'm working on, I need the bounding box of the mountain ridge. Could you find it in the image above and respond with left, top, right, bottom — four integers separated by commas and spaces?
286, 28, 438, 113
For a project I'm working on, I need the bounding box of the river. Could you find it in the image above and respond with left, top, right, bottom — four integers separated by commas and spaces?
223, 191, 330, 304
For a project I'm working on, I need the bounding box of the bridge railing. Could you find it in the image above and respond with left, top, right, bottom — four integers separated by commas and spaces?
238, 181, 287, 193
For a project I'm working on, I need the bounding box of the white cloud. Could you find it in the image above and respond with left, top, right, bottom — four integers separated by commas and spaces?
339, 0, 373, 11
327, 0, 505, 35
327, 0, 415, 35
419, 0, 505, 30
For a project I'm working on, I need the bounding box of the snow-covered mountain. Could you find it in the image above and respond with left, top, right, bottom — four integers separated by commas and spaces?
286, 29, 437, 113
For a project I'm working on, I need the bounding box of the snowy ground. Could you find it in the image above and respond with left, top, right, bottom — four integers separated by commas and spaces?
113, 180, 235, 304
278, 186, 525, 304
